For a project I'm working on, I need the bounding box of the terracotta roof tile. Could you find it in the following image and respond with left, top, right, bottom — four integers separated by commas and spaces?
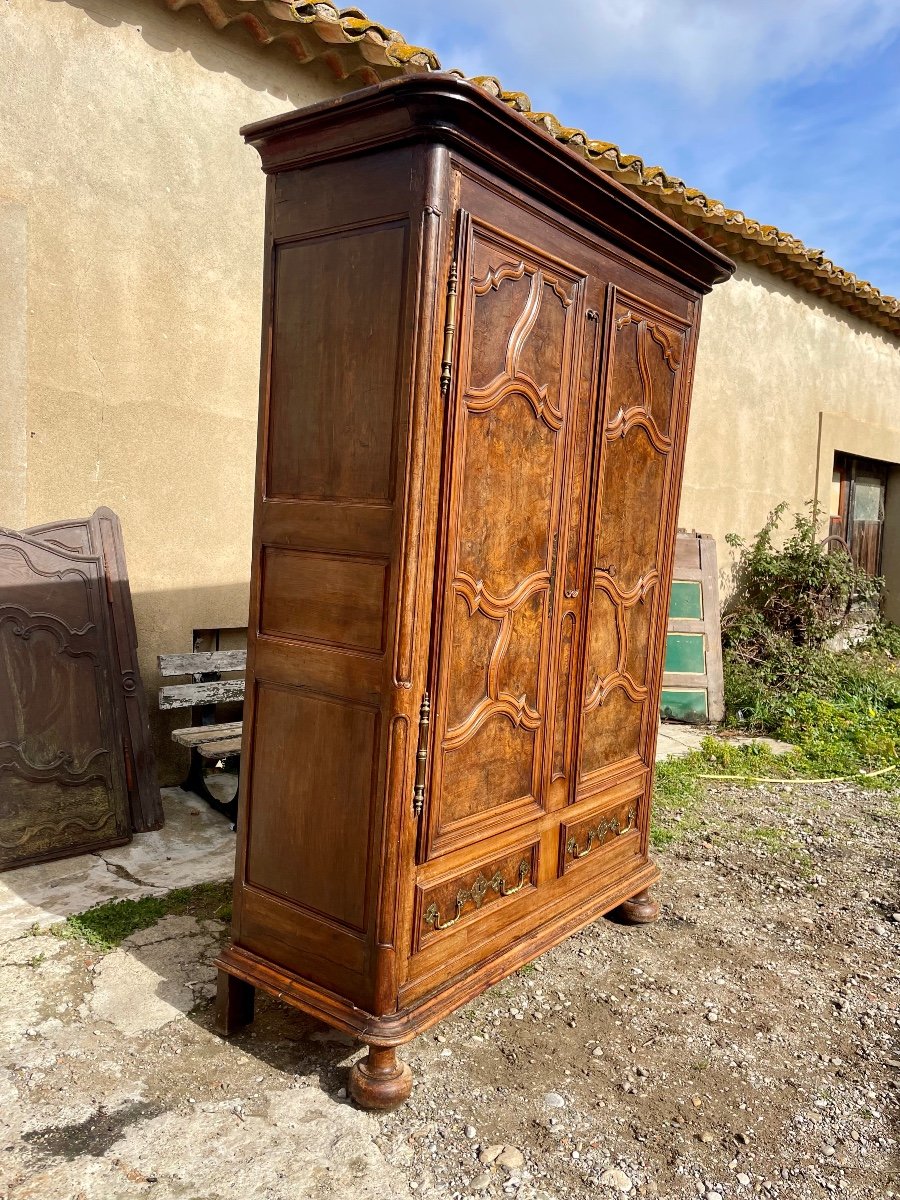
162, 0, 438, 82
160, 0, 900, 336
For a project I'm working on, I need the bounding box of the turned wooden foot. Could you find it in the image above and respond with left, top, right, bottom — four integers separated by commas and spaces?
611, 887, 660, 925
348, 1045, 413, 1111
215, 969, 255, 1036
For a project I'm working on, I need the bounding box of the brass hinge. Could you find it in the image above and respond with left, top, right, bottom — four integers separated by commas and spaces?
439, 260, 459, 398
412, 691, 431, 817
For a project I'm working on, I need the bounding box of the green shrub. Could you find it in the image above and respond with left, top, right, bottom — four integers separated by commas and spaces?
719, 504, 898, 787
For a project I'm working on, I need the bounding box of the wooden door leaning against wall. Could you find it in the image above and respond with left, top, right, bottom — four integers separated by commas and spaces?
830, 452, 888, 578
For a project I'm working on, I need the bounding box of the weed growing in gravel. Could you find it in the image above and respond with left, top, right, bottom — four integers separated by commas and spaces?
50, 880, 232, 951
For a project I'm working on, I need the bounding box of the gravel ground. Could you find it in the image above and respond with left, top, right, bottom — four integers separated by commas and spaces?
1, 778, 897, 1199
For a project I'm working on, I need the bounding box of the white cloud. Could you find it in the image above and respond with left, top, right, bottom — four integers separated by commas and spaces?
376, 0, 900, 105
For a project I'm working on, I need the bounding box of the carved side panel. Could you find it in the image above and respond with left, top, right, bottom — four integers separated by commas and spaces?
24, 509, 162, 831
427, 224, 584, 853
0, 534, 131, 869
578, 295, 687, 783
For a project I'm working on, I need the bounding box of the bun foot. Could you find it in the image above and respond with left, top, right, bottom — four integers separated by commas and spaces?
349, 1045, 413, 1111
611, 887, 660, 925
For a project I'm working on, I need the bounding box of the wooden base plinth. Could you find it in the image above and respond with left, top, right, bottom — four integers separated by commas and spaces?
610, 887, 660, 925
349, 1046, 413, 1111
215, 969, 255, 1036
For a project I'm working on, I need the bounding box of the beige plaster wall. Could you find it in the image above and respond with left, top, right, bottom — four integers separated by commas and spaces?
685, 262, 900, 617
2, 2, 899, 786
0, 0, 348, 777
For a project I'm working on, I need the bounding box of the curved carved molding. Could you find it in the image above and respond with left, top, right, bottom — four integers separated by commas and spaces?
466, 264, 572, 431
0, 606, 97, 653
583, 671, 648, 712
456, 569, 550, 620
472, 258, 527, 294
592, 569, 659, 607
0, 744, 110, 784
0, 808, 113, 851
615, 309, 683, 368
467, 375, 563, 431
583, 570, 657, 714
443, 692, 541, 751
606, 405, 671, 452
445, 568, 547, 751
0, 538, 95, 589
473, 260, 572, 310
607, 309, 683, 450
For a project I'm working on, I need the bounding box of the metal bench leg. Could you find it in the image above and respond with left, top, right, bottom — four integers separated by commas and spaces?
181, 748, 239, 825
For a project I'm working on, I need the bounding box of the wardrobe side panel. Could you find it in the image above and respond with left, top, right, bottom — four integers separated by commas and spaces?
235, 149, 419, 1007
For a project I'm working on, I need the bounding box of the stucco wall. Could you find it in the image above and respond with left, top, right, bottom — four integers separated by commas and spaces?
2, 2, 899, 785
685, 262, 900, 617
0, 0, 349, 777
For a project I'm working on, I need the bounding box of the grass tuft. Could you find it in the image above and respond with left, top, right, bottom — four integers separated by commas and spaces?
51, 880, 232, 952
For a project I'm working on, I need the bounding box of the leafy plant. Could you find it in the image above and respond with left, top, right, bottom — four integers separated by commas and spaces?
718, 504, 898, 785
723, 502, 881, 653
652, 508, 899, 849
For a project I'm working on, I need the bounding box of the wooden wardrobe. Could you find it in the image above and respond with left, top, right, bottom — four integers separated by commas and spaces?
216, 74, 733, 1108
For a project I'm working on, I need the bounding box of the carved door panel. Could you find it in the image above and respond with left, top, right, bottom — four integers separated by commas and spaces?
576, 290, 690, 789
24, 509, 162, 832
424, 213, 586, 859
0, 531, 131, 869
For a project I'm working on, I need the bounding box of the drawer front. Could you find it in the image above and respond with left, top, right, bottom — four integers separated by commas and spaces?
412, 841, 539, 954
558, 791, 641, 875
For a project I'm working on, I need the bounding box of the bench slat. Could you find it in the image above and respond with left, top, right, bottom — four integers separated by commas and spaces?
195, 736, 243, 759
158, 650, 247, 677
171, 721, 243, 748
160, 679, 245, 710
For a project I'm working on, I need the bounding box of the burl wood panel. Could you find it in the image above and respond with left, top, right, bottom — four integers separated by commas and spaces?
0, 533, 130, 869
578, 294, 688, 784
246, 684, 378, 932
426, 220, 586, 854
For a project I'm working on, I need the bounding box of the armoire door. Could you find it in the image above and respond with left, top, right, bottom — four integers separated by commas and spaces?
422, 208, 588, 860
576, 288, 692, 793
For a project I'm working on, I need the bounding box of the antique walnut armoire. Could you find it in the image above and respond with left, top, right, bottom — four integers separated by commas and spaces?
216, 75, 733, 1108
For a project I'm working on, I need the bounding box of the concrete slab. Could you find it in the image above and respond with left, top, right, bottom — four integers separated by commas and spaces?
0, 787, 235, 944
655, 723, 708, 761
89, 915, 222, 1035
655, 721, 795, 762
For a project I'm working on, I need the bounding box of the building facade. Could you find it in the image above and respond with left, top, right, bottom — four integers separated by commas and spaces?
2, 0, 898, 776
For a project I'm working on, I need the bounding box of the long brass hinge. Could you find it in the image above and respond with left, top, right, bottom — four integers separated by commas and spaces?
412, 691, 431, 817
439, 260, 459, 398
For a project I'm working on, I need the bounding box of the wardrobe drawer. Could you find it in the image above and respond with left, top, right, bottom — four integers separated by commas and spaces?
558, 792, 641, 875
411, 840, 539, 954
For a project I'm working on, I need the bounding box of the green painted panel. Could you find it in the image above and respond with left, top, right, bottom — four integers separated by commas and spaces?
669, 580, 703, 619
660, 688, 708, 723
664, 632, 706, 674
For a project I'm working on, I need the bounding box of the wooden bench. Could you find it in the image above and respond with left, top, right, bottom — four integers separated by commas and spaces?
158, 650, 245, 822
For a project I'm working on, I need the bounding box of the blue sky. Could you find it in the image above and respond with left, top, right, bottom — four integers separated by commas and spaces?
366, 1, 900, 298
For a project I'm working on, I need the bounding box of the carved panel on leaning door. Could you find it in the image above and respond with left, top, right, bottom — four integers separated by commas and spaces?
427, 220, 585, 855
579, 295, 687, 783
